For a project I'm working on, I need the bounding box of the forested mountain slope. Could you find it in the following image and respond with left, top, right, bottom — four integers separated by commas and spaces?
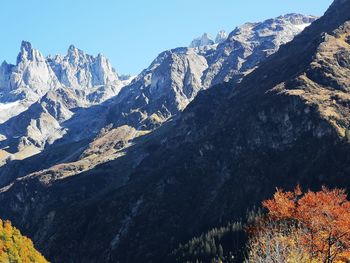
1, 1, 349, 262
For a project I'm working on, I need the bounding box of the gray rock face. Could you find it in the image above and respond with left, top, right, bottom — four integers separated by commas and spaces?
189, 33, 215, 48
1, 6, 344, 263
0, 14, 316, 169
110, 14, 318, 132
0, 2, 349, 262
0, 42, 129, 163
190, 30, 229, 48
202, 14, 318, 87
1, 41, 126, 106
47, 45, 123, 104
215, 30, 228, 44
107, 47, 209, 130
9, 41, 60, 102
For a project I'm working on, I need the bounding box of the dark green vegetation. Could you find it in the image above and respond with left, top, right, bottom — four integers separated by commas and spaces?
171, 221, 245, 263
1, 0, 350, 262
170, 210, 261, 263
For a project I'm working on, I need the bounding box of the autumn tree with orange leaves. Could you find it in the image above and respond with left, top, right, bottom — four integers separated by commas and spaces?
246, 186, 350, 263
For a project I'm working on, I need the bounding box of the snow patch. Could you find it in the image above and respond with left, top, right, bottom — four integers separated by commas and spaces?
0, 101, 20, 110
0, 100, 31, 124
294, 23, 311, 31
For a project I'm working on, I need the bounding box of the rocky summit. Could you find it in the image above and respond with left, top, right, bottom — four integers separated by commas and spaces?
0, 14, 315, 176
0, 42, 131, 168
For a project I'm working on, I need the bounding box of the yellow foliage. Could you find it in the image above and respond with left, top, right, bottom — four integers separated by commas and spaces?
0, 219, 48, 263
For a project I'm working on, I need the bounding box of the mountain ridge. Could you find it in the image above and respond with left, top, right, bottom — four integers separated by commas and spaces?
0, 9, 339, 263
0, 13, 315, 178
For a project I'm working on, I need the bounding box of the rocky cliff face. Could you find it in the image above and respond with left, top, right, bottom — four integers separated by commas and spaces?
190, 32, 217, 47
7, 41, 126, 105
107, 14, 317, 130
47, 45, 123, 103
0, 43, 129, 166
0, 14, 312, 175
0, 8, 336, 263
112, 3, 350, 261
202, 14, 317, 87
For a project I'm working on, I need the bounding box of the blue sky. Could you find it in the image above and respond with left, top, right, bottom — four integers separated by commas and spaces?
1, 0, 332, 75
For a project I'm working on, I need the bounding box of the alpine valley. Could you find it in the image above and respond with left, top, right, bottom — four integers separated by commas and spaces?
0, 1, 349, 262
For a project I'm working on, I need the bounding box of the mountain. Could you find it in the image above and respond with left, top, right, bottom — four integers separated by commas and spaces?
4, 41, 127, 105
0, 14, 314, 185
98, 1, 349, 261
0, 43, 131, 167
0, 10, 330, 263
215, 30, 228, 44
190, 33, 217, 47
0, 219, 48, 263
196, 14, 317, 87
189, 30, 228, 47
106, 13, 315, 130
47, 45, 125, 103
103, 13, 317, 140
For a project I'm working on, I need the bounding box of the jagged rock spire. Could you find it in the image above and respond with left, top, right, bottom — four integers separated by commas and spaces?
16, 41, 45, 65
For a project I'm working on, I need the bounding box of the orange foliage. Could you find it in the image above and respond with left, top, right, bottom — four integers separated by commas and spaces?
259, 186, 350, 263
